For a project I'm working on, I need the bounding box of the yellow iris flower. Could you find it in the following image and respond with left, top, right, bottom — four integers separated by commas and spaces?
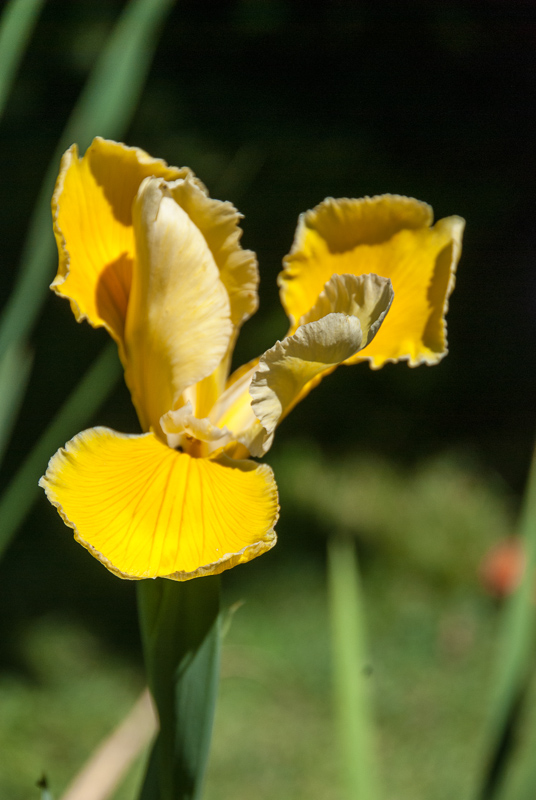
39, 138, 464, 581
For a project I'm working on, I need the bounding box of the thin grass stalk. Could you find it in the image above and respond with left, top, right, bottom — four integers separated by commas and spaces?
0, 343, 32, 462
0, 0, 176, 361
0, 0, 46, 119
0, 0, 175, 473
476, 445, 536, 800
0, 342, 121, 560
328, 534, 382, 800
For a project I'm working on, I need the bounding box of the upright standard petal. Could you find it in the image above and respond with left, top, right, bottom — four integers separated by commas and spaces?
279, 195, 464, 367
51, 138, 194, 349
168, 177, 259, 328
125, 178, 233, 433
166, 177, 259, 418
39, 428, 279, 580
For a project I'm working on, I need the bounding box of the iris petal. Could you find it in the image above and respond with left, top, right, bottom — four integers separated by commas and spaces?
168, 178, 258, 328
125, 178, 232, 433
249, 313, 363, 453
51, 137, 193, 351
39, 427, 279, 580
165, 178, 259, 418
279, 195, 464, 367
214, 274, 393, 456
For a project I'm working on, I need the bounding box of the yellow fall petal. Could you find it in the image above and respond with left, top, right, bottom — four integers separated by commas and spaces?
51, 137, 193, 350
125, 178, 232, 433
39, 427, 279, 581
279, 195, 464, 367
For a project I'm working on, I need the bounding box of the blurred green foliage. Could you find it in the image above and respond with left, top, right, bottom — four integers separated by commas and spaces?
0, 450, 516, 799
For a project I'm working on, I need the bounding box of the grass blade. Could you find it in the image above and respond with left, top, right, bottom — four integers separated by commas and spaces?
0, 0, 176, 360
327, 535, 382, 800
0, 344, 32, 462
0, 0, 46, 119
0, 342, 121, 561
475, 446, 536, 799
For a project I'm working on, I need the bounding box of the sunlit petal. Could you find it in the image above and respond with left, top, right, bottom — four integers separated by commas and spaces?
166, 178, 259, 418
214, 275, 392, 456
249, 314, 364, 455
279, 195, 464, 367
168, 178, 258, 328
51, 137, 193, 352
300, 273, 393, 348
125, 178, 232, 433
39, 427, 279, 580
161, 403, 235, 453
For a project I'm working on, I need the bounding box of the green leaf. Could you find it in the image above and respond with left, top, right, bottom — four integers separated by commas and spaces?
0, 0, 176, 361
0, 344, 32, 463
0, 0, 46, 119
475, 447, 536, 800
137, 577, 221, 800
327, 535, 382, 800
0, 342, 121, 561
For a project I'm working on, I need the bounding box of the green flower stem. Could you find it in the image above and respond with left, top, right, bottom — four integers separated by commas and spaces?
137, 576, 221, 800
328, 535, 382, 800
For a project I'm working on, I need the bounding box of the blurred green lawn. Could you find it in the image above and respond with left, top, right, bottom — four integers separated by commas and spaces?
0, 444, 518, 800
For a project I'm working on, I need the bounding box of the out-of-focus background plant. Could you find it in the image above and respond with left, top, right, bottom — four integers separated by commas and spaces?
1, 1, 536, 799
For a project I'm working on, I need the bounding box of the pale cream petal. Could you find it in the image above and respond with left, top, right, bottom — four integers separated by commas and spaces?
166, 177, 259, 417
299, 273, 393, 349
249, 314, 364, 455
124, 178, 232, 433
168, 177, 259, 327
213, 275, 392, 456
160, 404, 235, 453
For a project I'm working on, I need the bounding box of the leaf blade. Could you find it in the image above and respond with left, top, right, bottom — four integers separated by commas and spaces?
0, 342, 121, 561
327, 535, 382, 800
0, 0, 46, 119
0, 0, 176, 360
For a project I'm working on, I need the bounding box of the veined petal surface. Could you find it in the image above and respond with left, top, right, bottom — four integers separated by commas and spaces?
280, 195, 464, 367
39, 427, 279, 580
51, 137, 193, 349
125, 178, 232, 433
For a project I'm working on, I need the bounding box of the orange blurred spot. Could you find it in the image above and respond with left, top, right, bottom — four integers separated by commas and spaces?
480, 538, 525, 598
